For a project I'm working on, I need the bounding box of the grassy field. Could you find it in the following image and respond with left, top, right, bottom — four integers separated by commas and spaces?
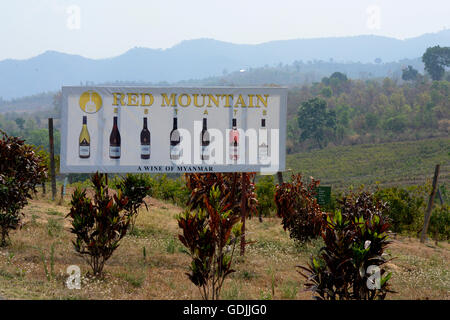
0, 189, 448, 300
286, 138, 450, 190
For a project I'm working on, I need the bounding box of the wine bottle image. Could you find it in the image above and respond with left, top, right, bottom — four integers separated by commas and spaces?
201, 118, 210, 160
141, 117, 151, 159
109, 115, 121, 159
170, 117, 181, 160
258, 119, 269, 162
79, 116, 90, 159
229, 118, 239, 161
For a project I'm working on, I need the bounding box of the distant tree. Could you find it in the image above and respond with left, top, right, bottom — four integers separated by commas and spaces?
365, 113, 380, 130
329, 72, 348, 94
402, 65, 419, 81
322, 72, 347, 86
24, 118, 37, 132
383, 115, 407, 133
25, 128, 61, 155
14, 118, 25, 130
52, 91, 62, 118
422, 46, 450, 81
329, 72, 348, 82
320, 86, 333, 98
297, 98, 336, 149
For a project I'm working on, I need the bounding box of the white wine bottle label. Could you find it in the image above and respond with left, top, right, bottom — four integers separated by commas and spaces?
141, 145, 150, 156
201, 146, 210, 159
79, 146, 90, 157
170, 145, 181, 159
258, 145, 268, 159
110, 146, 121, 158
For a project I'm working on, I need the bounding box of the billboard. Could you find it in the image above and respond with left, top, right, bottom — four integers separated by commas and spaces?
60, 86, 287, 173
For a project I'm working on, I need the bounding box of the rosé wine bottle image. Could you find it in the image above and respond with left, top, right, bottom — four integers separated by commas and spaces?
229, 118, 239, 161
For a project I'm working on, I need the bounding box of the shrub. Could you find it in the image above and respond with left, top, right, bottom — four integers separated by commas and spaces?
114, 174, 152, 230
185, 173, 258, 255
0, 130, 47, 246
153, 174, 190, 207
274, 174, 324, 243
177, 186, 242, 300
67, 173, 131, 277
185, 173, 258, 218
375, 185, 427, 234
429, 204, 450, 241
299, 191, 393, 300
255, 175, 276, 218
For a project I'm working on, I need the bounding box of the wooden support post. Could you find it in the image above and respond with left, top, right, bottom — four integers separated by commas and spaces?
59, 185, 64, 205
48, 118, 56, 201
277, 171, 283, 185
240, 173, 247, 256
437, 188, 443, 205
105, 173, 108, 195
420, 164, 440, 243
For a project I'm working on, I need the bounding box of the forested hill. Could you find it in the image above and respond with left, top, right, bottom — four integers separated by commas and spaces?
1, 75, 448, 158
0, 29, 449, 99
285, 75, 449, 153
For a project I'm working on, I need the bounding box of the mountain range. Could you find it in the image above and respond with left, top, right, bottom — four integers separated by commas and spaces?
0, 30, 449, 100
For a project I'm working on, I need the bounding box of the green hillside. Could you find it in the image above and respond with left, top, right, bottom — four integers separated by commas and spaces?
286, 138, 450, 189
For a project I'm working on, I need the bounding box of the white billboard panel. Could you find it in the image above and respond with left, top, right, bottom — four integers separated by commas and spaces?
60, 86, 287, 173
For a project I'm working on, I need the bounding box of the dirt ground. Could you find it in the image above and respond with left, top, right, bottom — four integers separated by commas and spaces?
0, 190, 448, 300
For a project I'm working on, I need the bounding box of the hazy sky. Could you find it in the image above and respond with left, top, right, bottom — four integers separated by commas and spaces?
1, 0, 449, 61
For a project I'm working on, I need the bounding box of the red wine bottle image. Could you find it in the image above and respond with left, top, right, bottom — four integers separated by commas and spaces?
141, 117, 151, 159
170, 117, 181, 160
229, 118, 239, 161
109, 116, 121, 159
201, 118, 210, 160
79, 116, 90, 159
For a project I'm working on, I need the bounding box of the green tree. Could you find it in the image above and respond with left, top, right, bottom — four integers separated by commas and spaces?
422, 46, 450, 81
365, 113, 379, 130
329, 72, 348, 82
320, 86, 333, 98
255, 175, 276, 218
401, 65, 419, 81
297, 98, 336, 149
383, 114, 407, 133
14, 118, 25, 130
0, 131, 47, 246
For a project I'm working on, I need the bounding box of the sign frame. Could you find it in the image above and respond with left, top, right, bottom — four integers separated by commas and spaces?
60, 86, 287, 174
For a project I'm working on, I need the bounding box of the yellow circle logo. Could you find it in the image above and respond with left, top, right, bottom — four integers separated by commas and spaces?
79, 90, 102, 113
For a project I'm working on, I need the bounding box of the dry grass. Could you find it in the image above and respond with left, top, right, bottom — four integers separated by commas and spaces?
0, 189, 448, 300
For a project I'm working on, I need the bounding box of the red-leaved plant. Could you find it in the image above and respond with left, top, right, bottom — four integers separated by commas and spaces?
185, 173, 258, 254
274, 174, 325, 243
67, 173, 131, 277
185, 173, 258, 217
177, 186, 242, 300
